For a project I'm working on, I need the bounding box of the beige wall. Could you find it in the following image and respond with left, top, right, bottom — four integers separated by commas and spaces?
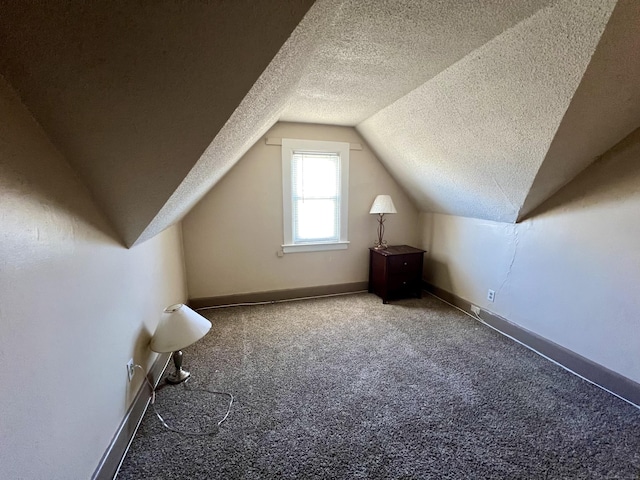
183, 122, 419, 298
0, 77, 187, 479
419, 128, 640, 384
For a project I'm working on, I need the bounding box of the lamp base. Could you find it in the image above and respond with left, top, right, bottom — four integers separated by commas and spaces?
166, 368, 190, 384
166, 350, 190, 384
373, 240, 388, 250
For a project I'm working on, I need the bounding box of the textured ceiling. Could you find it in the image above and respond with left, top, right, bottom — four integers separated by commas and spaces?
280, 0, 554, 125
283, 0, 639, 222
0, 0, 314, 246
518, 0, 640, 220
1, 0, 638, 245
357, 0, 617, 222
137, 0, 340, 245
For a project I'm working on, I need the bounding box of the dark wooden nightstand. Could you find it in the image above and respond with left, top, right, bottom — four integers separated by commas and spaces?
368, 245, 426, 304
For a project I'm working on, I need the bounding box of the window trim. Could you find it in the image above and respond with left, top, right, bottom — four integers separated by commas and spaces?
281, 138, 350, 253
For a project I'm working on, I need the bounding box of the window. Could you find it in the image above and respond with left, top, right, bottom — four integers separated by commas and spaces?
282, 138, 350, 253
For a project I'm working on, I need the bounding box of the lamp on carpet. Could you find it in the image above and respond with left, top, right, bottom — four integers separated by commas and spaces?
369, 194, 397, 249
150, 304, 211, 384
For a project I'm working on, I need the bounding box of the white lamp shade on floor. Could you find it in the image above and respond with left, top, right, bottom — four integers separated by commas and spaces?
150, 304, 211, 353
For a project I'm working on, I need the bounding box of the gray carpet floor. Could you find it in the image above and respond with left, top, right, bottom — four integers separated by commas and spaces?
118, 293, 640, 479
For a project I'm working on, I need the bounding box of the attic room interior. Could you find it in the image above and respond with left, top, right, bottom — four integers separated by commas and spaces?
1, 0, 639, 478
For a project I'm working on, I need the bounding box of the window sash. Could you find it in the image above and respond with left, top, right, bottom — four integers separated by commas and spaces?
293, 198, 338, 243
291, 150, 341, 243
281, 138, 350, 253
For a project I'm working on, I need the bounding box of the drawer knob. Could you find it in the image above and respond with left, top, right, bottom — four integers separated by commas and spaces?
403, 262, 407, 266
403, 281, 407, 285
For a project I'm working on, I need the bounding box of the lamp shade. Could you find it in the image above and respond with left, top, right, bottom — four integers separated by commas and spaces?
369, 195, 397, 214
150, 304, 211, 353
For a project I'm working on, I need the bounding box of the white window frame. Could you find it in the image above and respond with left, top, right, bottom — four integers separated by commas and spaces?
281, 138, 350, 253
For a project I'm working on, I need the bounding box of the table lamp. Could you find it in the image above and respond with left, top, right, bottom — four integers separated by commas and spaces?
369, 194, 397, 249
150, 304, 211, 384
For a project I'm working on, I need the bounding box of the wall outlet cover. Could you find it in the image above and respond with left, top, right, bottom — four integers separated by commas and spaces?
126, 359, 135, 382
487, 289, 495, 302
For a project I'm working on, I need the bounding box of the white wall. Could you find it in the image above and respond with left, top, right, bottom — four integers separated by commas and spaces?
420, 128, 640, 384
0, 76, 187, 479
183, 122, 419, 299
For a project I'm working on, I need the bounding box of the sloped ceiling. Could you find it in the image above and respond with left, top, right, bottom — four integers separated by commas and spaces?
0, 0, 315, 246
357, 0, 618, 222
1, 0, 639, 246
518, 0, 640, 220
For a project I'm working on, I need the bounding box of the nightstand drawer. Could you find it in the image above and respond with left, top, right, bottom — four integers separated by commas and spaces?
388, 255, 421, 275
387, 275, 419, 292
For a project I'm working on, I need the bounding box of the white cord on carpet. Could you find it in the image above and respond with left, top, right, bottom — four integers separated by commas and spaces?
133, 364, 234, 435
194, 289, 368, 311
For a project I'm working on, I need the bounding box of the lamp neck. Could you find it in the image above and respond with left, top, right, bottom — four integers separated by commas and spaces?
375, 213, 387, 248
172, 350, 184, 371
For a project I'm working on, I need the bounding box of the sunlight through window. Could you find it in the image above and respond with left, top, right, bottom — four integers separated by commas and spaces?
282, 139, 350, 253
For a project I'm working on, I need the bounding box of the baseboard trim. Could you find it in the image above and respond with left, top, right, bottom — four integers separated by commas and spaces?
92, 352, 171, 480
189, 282, 369, 309
424, 283, 640, 408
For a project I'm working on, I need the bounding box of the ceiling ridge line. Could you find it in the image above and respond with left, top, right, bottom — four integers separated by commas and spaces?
354, 2, 560, 129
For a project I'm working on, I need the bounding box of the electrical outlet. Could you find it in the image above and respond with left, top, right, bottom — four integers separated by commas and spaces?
487, 289, 495, 302
471, 305, 481, 316
126, 359, 135, 382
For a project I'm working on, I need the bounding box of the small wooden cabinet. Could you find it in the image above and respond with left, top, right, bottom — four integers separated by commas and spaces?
369, 245, 426, 304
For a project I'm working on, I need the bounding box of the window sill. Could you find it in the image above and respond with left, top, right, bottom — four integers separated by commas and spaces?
282, 241, 350, 253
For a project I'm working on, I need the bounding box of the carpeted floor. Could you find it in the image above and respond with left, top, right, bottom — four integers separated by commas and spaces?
118, 293, 640, 479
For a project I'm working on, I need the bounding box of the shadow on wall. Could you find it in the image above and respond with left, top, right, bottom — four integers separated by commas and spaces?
0, 77, 122, 245
2, 158, 121, 244
524, 127, 640, 220
419, 212, 435, 255
419, 212, 454, 294
425, 258, 454, 294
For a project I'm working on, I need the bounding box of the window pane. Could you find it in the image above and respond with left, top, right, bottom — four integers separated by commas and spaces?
294, 199, 338, 241
293, 153, 339, 198
281, 138, 349, 250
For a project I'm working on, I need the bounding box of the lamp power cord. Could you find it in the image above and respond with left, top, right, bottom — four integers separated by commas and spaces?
194, 289, 368, 311
133, 364, 234, 436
